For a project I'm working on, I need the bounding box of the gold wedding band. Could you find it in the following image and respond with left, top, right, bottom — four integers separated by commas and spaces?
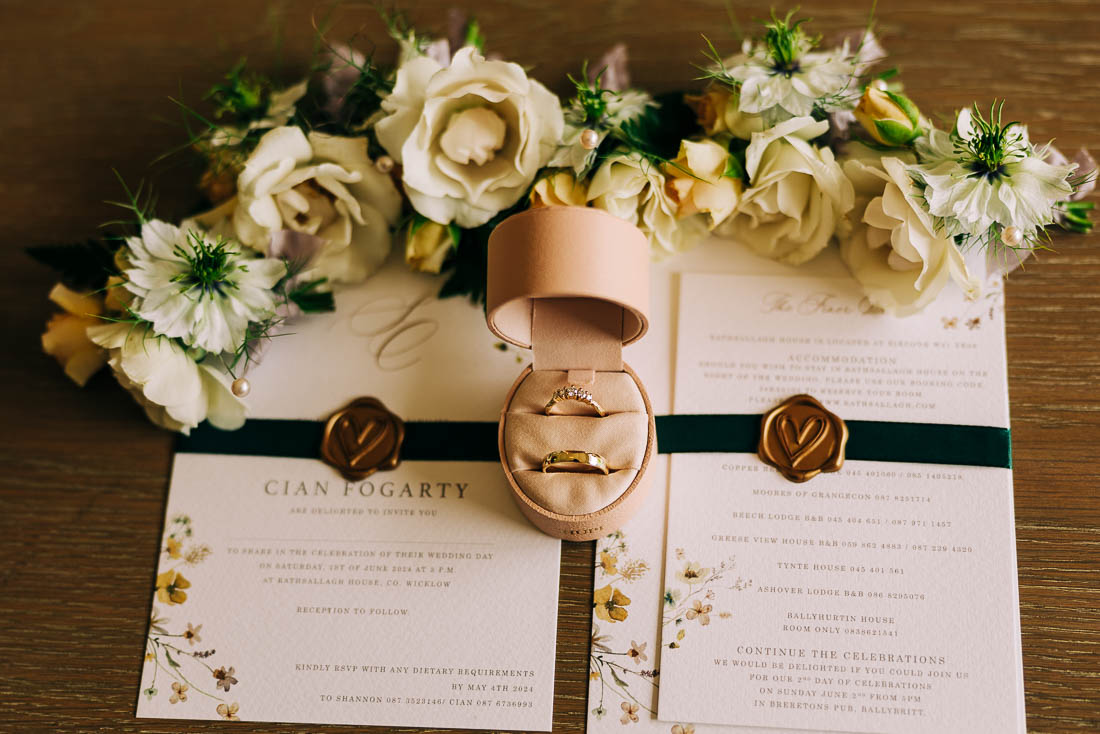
544, 385, 606, 417
541, 450, 610, 475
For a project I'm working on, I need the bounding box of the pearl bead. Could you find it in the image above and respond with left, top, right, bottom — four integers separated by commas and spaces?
872, 79, 888, 91
1001, 226, 1023, 248
375, 155, 395, 174
231, 378, 251, 398
580, 128, 600, 150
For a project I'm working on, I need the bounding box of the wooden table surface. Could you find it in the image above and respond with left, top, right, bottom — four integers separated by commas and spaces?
2, 1, 1098, 732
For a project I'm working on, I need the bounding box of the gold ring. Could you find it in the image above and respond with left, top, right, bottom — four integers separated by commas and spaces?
541, 450, 610, 475
544, 385, 606, 417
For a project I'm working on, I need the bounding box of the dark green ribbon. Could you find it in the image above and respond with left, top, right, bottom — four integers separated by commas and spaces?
177, 416, 1011, 469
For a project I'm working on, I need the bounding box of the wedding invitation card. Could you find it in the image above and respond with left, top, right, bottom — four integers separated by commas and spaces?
655, 273, 1024, 733
137, 257, 561, 730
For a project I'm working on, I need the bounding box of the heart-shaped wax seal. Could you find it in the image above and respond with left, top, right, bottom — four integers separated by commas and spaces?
320, 397, 405, 481
758, 394, 847, 483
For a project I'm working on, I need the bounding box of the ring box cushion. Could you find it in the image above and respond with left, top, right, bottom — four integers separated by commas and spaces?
486, 207, 655, 541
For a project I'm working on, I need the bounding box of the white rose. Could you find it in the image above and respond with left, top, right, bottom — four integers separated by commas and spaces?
233, 126, 402, 284
587, 151, 709, 257
720, 116, 854, 265
840, 156, 979, 315
88, 323, 244, 434
375, 47, 564, 228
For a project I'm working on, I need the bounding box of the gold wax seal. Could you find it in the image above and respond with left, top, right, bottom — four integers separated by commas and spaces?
320, 397, 405, 481
758, 394, 848, 483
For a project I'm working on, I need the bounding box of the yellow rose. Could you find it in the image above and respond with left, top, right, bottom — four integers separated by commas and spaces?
685, 87, 765, 140
853, 87, 921, 147
665, 139, 743, 227
530, 171, 588, 208
405, 220, 454, 274
41, 284, 107, 387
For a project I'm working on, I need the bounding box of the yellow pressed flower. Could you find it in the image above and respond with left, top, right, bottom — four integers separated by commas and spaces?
165, 538, 182, 560
597, 551, 618, 576
183, 622, 203, 646
590, 670, 600, 681
155, 570, 191, 605
593, 584, 631, 623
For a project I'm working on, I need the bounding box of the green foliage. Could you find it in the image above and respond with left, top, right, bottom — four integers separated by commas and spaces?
288, 278, 336, 313
26, 238, 121, 291
617, 92, 699, 162
1056, 200, 1095, 233
206, 60, 270, 124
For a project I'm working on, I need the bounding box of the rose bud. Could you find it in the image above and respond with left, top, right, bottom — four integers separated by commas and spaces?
854, 87, 921, 146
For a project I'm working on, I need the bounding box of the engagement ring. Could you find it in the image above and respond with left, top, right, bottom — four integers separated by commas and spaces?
544, 385, 606, 417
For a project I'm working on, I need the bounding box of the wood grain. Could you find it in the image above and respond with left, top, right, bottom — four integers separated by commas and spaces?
1, 2, 1097, 732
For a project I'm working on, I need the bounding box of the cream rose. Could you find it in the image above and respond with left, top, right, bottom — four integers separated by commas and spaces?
41, 284, 107, 386
587, 151, 708, 257
88, 323, 244, 434
375, 47, 564, 228
232, 126, 402, 284
840, 156, 979, 315
720, 116, 853, 265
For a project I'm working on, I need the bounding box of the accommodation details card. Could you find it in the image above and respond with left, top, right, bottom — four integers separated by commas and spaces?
656, 273, 1024, 733
137, 456, 560, 729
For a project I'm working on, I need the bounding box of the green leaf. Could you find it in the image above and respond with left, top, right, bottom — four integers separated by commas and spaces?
464, 18, 486, 53
446, 223, 463, 251
883, 90, 921, 127
288, 278, 335, 313
26, 238, 121, 291
164, 649, 181, 669
874, 119, 918, 146
722, 152, 745, 181
608, 666, 628, 688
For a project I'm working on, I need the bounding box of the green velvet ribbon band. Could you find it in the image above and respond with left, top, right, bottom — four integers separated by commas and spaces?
176, 416, 1011, 469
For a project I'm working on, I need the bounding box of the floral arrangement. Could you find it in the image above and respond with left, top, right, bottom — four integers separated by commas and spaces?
32, 9, 1095, 433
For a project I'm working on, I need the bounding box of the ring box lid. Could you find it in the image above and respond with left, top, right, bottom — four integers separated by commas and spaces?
486, 207, 650, 368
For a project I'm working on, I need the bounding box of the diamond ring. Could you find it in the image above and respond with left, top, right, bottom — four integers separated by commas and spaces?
544, 385, 606, 417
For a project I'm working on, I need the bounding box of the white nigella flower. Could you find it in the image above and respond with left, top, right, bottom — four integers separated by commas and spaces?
124, 220, 286, 355
550, 88, 655, 175
720, 11, 859, 123
912, 104, 1078, 248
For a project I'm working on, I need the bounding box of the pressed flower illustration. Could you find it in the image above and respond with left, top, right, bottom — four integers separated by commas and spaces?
217, 702, 241, 721
672, 724, 696, 734
169, 682, 189, 704
213, 666, 239, 692
155, 569, 191, 605
627, 640, 649, 665
663, 553, 751, 651
589, 530, 659, 722
593, 585, 631, 623
183, 623, 202, 646
140, 516, 243, 719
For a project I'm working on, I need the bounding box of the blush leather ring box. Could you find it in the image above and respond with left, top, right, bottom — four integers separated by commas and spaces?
486, 206, 656, 541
